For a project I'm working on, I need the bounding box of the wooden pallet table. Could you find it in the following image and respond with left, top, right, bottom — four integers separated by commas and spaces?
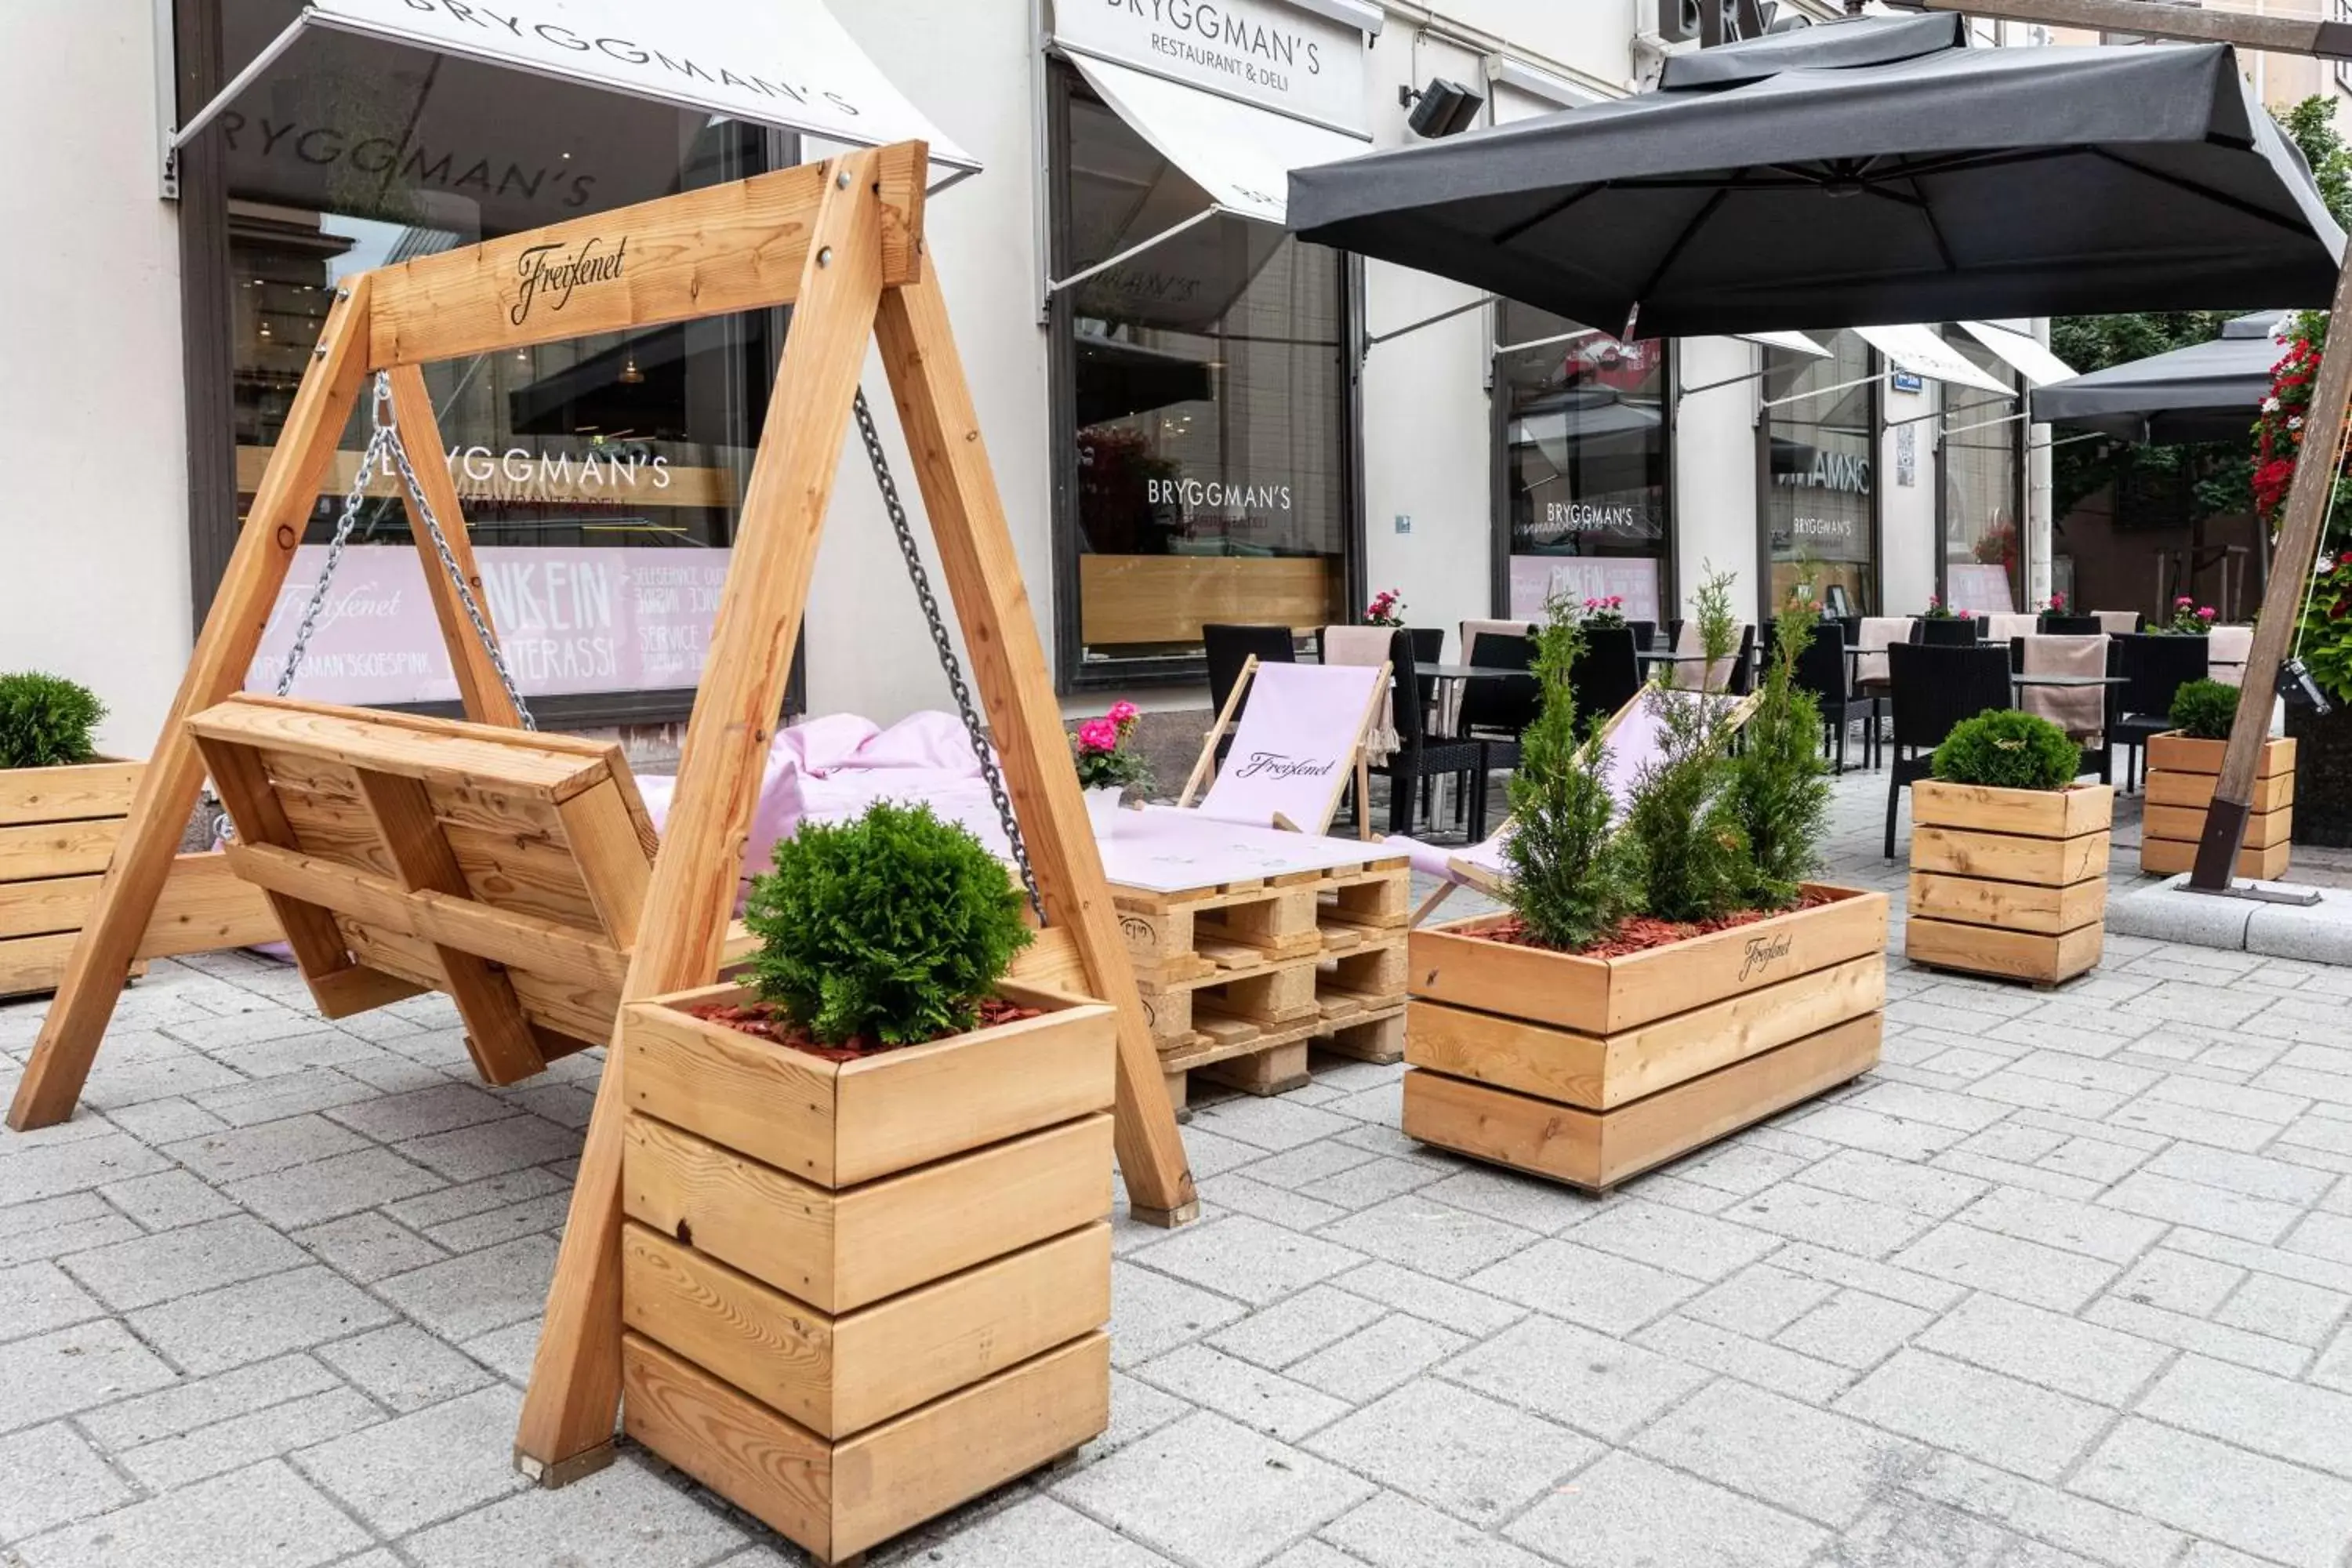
1403, 885, 1888, 1192
618, 979, 1116, 1566
2140, 733, 2295, 881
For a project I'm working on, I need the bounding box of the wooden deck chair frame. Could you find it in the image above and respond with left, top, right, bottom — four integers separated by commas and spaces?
1174, 654, 1392, 838
1406, 683, 1766, 927
4, 143, 1197, 1484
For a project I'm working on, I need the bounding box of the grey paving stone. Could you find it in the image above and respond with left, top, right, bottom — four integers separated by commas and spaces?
1467, 1239, 1702, 1334
1773, 1289, 1935, 1372
1915, 1292, 2169, 1405
163, 1114, 371, 1183
2143, 1142, 2337, 1205
1198, 1173, 1352, 1233
0, 1130, 169, 1202
293, 1210, 451, 1283
394, 1113, 580, 1181
1889, 1223, 2119, 1313
1684, 1261, 1840, 1338
1563, 1196, 1778, 1283
2136, 1354, 2352, 1480
294, 1384, 530, 1534
0, 1259, 104, 1344
119, 1385, 383, 1490
77, 1352, 343, 1450
2098, 1170, 2307, 1245
1733, 1184, 1933, 1259
1670, 1140, 1817, 1197
1093, 1369, 1193, 1461
1327, 1260, 1526, 1336
317, 1322, 494, 1413
1900, 1449, 2186, 1568
0, 1319, 180, 1435
225, 1146, 447, 1229
2107, 1248, 2245, 1316
130, 1264, 395, 1374
98, 1167, 238, 1231
1316, 1490, 1548, 1568
1134, 1340, 1351, 1446
1783, 1102, 1973, 1162
375, 1234, 557, 1341
2072, 1419, 2352, 1568
1634, 1312, 1858, 1405
1414, 1165, 1589, 1232
911, 1494, 1173, 1566
1957, 1187, 2169, 1266
1294, 1154, 1445, 1210
1129, 1216, 1365, 1308
1823, 1496, 2020, 1568
2172, 1225, 2352, 1297
2212, 1269, 2350, 1348
2283, 1209, 2352, 1267
1283, 1310, 1468, 1405
13, 1458, 372, 1568
1833, 1349, 2107, 1482
1507, 1450, 1826, 1568
381, 1167, 572, 1231
1439, 1312, 1708, 1442
2083, 1294, 2307, 1377
1633, 1380, 1921, 1529
1186, 1095, 1360, 1153
403, 1454, 751, 1567
1305, 1377, 1595, 1526
1316, 1194, 1537, 1279
1207, 1283, 1388, 1371
60, 1212, 310, 1311
1109, 1258, 1249, 1368
1054, 1410, 1373, 1568
100, 1096, 233, 1147
323, 1082, 513, 1142
1227, 1139, 1382, 1191
1793, 1148, 1991, 1220
0, 1422, 132, 1544
459, 1319, 543, 1387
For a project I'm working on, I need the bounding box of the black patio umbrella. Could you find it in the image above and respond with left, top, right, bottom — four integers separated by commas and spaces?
2028, 310, 2292, 444
1287, 15, 2344, 339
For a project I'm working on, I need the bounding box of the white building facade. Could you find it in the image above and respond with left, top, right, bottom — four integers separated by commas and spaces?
0, 0, 2058, 757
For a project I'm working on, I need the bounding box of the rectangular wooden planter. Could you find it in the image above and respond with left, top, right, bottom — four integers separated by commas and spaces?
2140, 733, 2295, 882
618, 982, 1117, 1566
1907, 780, 2113, 986
1402, 884, 1887, 1191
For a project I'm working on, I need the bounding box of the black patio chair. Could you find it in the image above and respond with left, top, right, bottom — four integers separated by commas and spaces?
1776, 619, 1866, 772
2040, 614, 2103, 636
2113, 632, 2209, 793
1918, 616, 1984, 647
1883, 642, 2014, 858
1461, 632, 1539, 840
1629, 619, 1659, 653
1371, 628, 1486, 837
1571, 626, 1643, 736
1203, 623, 1295, 770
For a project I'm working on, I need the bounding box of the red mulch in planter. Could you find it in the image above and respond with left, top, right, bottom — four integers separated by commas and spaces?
1485, 887, 1838, 960
685, 996, 1044, 1062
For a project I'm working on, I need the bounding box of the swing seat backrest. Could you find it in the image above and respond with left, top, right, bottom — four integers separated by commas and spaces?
187, 695, 659, 1086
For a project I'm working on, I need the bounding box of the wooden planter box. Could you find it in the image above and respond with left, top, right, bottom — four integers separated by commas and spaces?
2140, 733, 2295, 881
1907, 781, 2112, 985
1402, 884, 1887, 1192
618, 981, 1117, 1566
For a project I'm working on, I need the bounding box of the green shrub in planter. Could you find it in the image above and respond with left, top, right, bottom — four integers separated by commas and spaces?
1930, 710, 2080, 793
0, 673, 106, 770
743, 800, 1032, 1046
2169, 679, 2238, 742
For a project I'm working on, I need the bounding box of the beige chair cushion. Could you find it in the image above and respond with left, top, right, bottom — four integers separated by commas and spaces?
2020, 633, 2107, 744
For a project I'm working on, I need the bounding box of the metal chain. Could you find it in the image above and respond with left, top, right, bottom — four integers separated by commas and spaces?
850, 387, 1043, 922
276, 420, 394, 698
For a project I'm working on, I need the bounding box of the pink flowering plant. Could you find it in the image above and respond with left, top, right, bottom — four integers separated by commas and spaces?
2042, 591, 2067, 613
1922, 594, 1966, 621
1365, 588, 1406, 627
1581, 593, 1628, 630
1071, 699, 1154, 793
2157, 594, 2220, 635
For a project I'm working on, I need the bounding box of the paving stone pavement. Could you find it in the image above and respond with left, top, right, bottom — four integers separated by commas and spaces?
5, 771, 2352, 1568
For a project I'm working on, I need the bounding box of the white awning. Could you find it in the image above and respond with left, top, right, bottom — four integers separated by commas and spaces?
1958, 321, 2078, 389
1742, 331, 1831, 358
177, 0, 976, 181
1065, 53, 1368, 228
1855, 324, 2015, 396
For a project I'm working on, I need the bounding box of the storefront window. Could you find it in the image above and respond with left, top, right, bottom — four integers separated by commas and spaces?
193, 1, 784, 714
1052, 64, 1352, 677
1939, 330, 2025, 613
1763, 330, 1878, 616
1494, 300, 1670, 623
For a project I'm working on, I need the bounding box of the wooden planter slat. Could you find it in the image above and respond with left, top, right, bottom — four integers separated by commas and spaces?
2147, 733, 2296, 779
1402, 1013, 1882, 1191
622, 1330, 1110, 1566
1410, 884, 1884, 1036
1905, 782, 2111, 985
624, 984, 1115, 1189
623, 1111, 1112, 1317
0, 760, 143, 826
622, 1219, 1109, 1439
2140, 734, 2296, 880
1406, 953, 1883, 1112
2140, 837, 2292, 880
2147, 768, 2294, 814
1907, 870, 2106, 937
2145, 803, 2292, 850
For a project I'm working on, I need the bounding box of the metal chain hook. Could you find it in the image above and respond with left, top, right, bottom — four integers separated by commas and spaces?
850, 387, 1044, 923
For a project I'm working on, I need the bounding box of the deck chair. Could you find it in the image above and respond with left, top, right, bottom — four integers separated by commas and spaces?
1178, 657, 1390, 838
190, 693, 688, 1086
1399, 685, 1762, 924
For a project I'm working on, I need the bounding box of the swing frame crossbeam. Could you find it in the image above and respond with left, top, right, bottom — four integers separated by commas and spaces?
5, 142, 1199, 1483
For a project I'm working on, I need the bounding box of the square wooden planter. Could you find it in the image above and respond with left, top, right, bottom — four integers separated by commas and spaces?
1907, 780, 2114, 985
2139, 734, 2295, 881
1401, 885, 1887, 1192
1, 760, 144, 998
617, 982, 1116, 1566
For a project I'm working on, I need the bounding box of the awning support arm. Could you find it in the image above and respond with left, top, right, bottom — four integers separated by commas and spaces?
1757, 371, 1886, 412
1044, 206, 1229, 299
1678, 365, 1772, 402
1885, 393, 2016, 431
169, 11, 309, 155
1494, 325, 1603, 360
1941, 409, 2031, 441
1364, 294, 1494, 351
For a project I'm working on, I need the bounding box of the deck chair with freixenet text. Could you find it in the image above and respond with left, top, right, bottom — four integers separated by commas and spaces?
1399, 682, 1765, 925
1176, 655, 1392, 838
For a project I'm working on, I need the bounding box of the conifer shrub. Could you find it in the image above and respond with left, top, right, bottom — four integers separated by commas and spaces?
1730, 601, 1831, 909
1931, 710, 2081, 793
1501, 601, 1642, 949
2168, 679, 2239, 742
0, 673, 105, 770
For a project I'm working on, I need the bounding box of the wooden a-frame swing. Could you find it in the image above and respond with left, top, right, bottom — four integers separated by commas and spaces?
5, 141, 1200, 1482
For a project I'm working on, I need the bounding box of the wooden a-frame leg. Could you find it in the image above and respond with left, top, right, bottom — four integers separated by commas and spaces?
9, 279, 379, 1131
877, 265, 1199, 1227
514, 152, 893, 1481
385, 364, 523, 729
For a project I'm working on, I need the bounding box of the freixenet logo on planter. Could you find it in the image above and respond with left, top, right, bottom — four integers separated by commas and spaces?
510, 235, 628, 327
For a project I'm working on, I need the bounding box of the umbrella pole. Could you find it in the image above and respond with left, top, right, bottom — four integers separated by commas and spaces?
2187, 249, 2352, 893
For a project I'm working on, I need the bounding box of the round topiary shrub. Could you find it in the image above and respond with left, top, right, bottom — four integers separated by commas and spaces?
0, 673, 106, 770
2169, 678, 2239, 742
1930, 710, 2082, 793
742, 800, 1033, 1046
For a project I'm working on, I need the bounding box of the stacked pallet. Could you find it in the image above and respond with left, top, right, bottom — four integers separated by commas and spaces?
1113, 852, 1410, 1109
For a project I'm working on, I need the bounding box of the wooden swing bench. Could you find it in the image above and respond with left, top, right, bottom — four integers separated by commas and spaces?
191, 693, 735, 1085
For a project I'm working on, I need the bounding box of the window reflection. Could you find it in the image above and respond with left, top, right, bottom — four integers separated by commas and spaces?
1765, 330, 1877, 617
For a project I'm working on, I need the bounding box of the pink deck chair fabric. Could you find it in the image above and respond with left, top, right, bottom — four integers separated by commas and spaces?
2093, 610, 2142, 635
1671, 620, 1750, 694
1195, 660, 1385, 833
1984, 613, 2038, 644
1855, 617, 1909, 686
2019, 633, 2107, 742
2209, 624, 2253, 686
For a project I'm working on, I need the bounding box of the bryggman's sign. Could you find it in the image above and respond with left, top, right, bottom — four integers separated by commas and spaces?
1053, 0, 1373, 136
